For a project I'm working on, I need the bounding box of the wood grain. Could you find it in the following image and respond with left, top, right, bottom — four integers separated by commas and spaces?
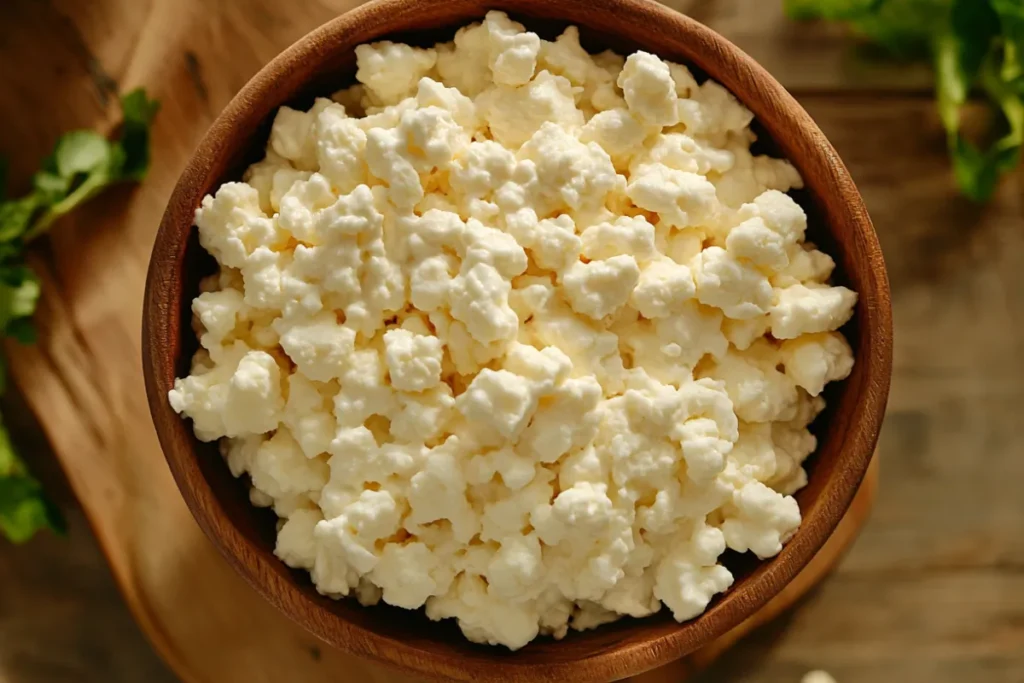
0, 0, 923, 682
140, 0, 888, 681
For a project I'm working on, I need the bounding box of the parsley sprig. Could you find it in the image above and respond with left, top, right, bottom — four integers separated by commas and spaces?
786, 0, 1024, 201
0, 88, 158, 543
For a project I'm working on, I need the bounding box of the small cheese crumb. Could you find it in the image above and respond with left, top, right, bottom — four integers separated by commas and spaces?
802, 671, 838, 683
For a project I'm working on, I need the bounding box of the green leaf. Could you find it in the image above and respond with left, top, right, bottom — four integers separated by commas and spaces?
992, 0, 1024, 81
950, 0, 1001, 79
952, 137, 1005, 200
52, 130, 113, 179
118, 88, 160, 181
28, 168, 115, 238
934, 0, 1022, 201
936, 33, 965, 132
0, 193, 42, 243
19, 88, 159, 242
956, 46, 1024, 200
947, 93, 1022, 201
791, 0, 1023, 200
992, 0, 1024, 43
0, 478, 61, 543
26, 132, 118, 239
32, 171, 71, 203
784, 0, 890, 21
0, 461, 64, 543
5, 318, 37, 344
120, 87, 161, 128
0, 91, 155, 546
0, 414, 65, 544
0, 266, 40, 338
854, 0, 952, 57
787, 0, 953, 58
0, 416, 15, 475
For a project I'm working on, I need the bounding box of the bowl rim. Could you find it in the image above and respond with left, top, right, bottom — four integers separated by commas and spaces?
142, 0, 893, 680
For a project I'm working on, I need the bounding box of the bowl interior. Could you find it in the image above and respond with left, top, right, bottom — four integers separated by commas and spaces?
146, 1, 891, 681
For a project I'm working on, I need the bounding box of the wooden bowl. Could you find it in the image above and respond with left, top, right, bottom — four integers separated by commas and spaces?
142, 0, 893, 680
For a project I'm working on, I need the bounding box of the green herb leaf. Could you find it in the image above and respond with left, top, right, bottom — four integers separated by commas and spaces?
0, 475, 66, 543
992, 0, 1024, 46
853, 0, 951, 57
21, 88, 159, 242
0, 266, 41, 338
784, 0, 889, 21
118, 88, 161, 181
788, 0, 1023, 200
955, 48, 1024, 200
786, 0, 950, 57
935, 0, 1021, 200
0, 88, 156, 543
52, 130, 113, 179
0, 194, 42, 243
32, 171, 71, 203
0, 415, 65, 543
933, 4, 994, 132
4, 318, 37, 344
992, 0, 1024, 83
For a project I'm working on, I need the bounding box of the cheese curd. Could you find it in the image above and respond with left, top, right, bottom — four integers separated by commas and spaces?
170, 12, 857, 651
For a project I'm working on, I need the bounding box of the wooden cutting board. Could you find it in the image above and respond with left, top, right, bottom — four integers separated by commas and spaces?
1, 0, 878, 681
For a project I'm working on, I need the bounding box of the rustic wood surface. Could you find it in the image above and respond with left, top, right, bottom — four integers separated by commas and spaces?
0, 0, 1020, 682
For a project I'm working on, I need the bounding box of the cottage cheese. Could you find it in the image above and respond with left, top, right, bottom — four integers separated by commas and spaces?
170, 11, 857, 650
802, 672, 839, 683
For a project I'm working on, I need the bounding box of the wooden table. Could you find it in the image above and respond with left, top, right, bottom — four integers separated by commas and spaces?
1, 1, 1022, 682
